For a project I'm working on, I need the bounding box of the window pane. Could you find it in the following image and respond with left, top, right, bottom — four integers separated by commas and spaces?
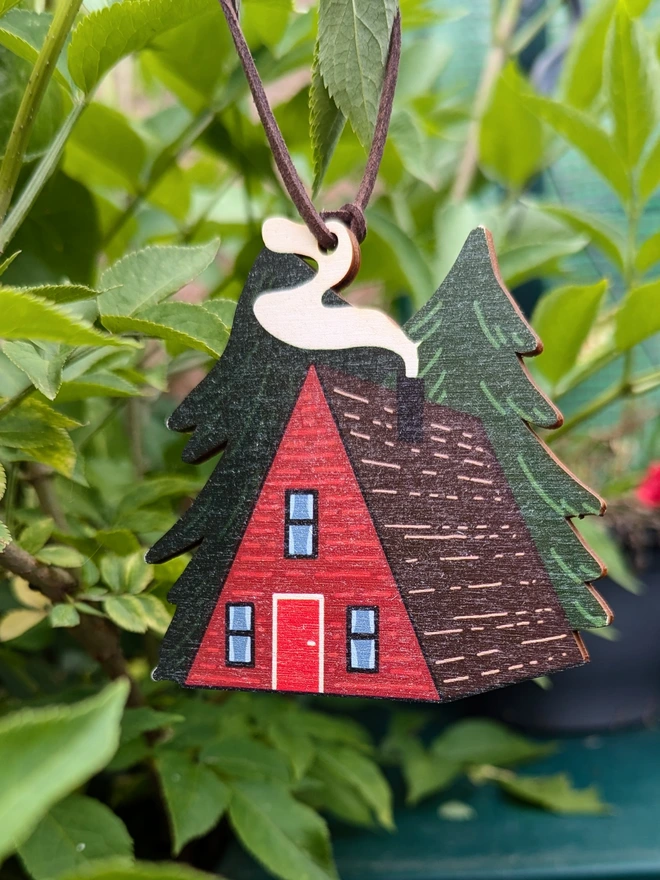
228, 604, 252, 632
351, 638, 376, 670
288, 524, 313, 556
289, 492, 314, 520
351, 608, 375, 634
228, 635, 252, 663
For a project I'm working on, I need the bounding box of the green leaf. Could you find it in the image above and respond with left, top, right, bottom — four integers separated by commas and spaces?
615, 280, 660, 350
0, 608, 48, 641
314, 745, 393, 829
431, 719, 555, 767
121, 708, 183, 744
525, 95, 630, 202
135, 594, 171, 635
103, 596, 148, 633
67, 0, 217, 93
17, 795, 133, 880
638, 136, 660, 202
0, 680, 128, 860
116, 476, 200, 516
49, 604, 81, 628
366, 210, 435, 310
532, 281, 608, 385
266, 722, 315, 782
155, 750, 231, 855
19, 518, 54, 555
479, 62, 543, 190
293, 710, 372, 749
577, 517, 641, 593
605, 3, 658, 168
560, 0, 616, 109
64, 103, 146, 195
492, 769, 610, 815
201, 737, 290, 783
0, 0, 21, 16
0, 399, 78, 477
36, 546, 86, 568
310, 45, 345, 196
317, 0, 397, 148
537, 204, 625, 272
98, 240, 218, 317
0, 289, 126, 347
635, 229, 660, 273
3, 341, 66, 400
401, 740, 460, 806
102, 303, 229, 358
242, 0, 292, 49
0, 10, 71, 91
0, 250, 19, 276
56, 863, 227, 880
229, 780, 339, 880
57, 372, 143, 402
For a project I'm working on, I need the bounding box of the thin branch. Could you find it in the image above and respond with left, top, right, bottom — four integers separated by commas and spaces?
0, 0, 84, 224
450, 0, 523, 202
0, 542, 144, 707
24, 463, 67, 530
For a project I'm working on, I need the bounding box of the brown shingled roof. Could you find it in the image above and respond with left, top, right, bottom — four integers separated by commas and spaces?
317, 365, 587, 700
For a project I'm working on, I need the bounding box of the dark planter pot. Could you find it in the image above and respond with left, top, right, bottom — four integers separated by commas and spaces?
467, 567, 660, 733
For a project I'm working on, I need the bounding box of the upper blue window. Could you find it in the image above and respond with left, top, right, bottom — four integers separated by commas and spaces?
285, 490, 318, 559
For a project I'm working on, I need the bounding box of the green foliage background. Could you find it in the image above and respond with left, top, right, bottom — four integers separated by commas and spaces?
0, 0, 657, 877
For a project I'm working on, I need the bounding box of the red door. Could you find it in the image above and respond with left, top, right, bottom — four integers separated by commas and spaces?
273, 595, 323, 693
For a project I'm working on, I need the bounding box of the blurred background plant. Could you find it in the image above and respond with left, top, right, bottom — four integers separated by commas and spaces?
0, 0, 658, 878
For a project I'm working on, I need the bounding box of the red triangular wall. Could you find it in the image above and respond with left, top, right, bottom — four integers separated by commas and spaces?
187, 366, 439, 701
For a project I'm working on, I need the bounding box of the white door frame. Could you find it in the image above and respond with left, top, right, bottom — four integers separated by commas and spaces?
272, 593, 324, 692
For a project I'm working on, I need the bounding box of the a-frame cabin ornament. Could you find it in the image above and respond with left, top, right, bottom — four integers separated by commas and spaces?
147, 220, 612, 703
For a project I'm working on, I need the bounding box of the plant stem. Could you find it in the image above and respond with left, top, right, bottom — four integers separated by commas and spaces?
451, 0, 523, 202
0, 0, 84, 224
25, 462, 67, 530
0, 99, 87, 253
0, 541, 144, 706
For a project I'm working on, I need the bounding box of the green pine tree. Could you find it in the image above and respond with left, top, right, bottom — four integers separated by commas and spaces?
404, 227, 610, 630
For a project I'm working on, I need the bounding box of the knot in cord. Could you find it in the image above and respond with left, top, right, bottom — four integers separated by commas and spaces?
322, 204, 367, 244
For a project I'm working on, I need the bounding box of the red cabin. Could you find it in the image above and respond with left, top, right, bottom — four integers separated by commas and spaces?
186, 365, 587, 702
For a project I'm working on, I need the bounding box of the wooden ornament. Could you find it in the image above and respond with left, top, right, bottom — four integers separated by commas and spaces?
147, 220, 612, 703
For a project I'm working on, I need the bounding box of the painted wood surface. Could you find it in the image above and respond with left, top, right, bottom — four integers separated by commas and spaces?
148, 223, 611, 703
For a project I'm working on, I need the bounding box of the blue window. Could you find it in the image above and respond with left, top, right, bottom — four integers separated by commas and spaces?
347, 606, 378, 672
226, 603, 254, 667
284, 490, 318, 558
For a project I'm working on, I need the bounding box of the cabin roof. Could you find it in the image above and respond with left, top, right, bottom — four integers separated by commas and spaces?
316, 366, 585, 698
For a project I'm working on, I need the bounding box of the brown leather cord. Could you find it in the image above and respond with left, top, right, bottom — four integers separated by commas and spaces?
217, 0, 401, 248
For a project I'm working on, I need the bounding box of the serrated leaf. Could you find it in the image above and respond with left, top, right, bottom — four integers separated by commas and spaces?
318, 0, 397, 148
479, 62, 543, 190
98, 240, 218, 317
5, 284, 98, 303
0, 680, 128, 859
0, 251, 19, 276
431, 719, 555, 767
229, 780, 339, 880
532, 281, 608, 385
0, 289, 126, 347
493, 769, 610, 815
18, 795, 133, 880
0, 400, 78, 477
525, 95, 630, 202
310, 45, 345, 196
0, 608, 48, 641
606, 3, 658, 168
104, 596, 148, 633
19, 518, 54, 555
3, 341, 66, 400
560, 0, 616, 109
155, 750, 230, 855
67, 0, 217, 93
0, 0, 21, 16
267, 722, 315, 781
103, 302, 229, 358
537, 204, 624, 271
49, 604, 81, 628
201, 737, 290, 783
36, 546, 86, 568
57, 372, 142, 402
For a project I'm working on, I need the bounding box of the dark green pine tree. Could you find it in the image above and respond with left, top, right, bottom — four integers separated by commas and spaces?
147, 246, 399, 683
404, 227, 610, 630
